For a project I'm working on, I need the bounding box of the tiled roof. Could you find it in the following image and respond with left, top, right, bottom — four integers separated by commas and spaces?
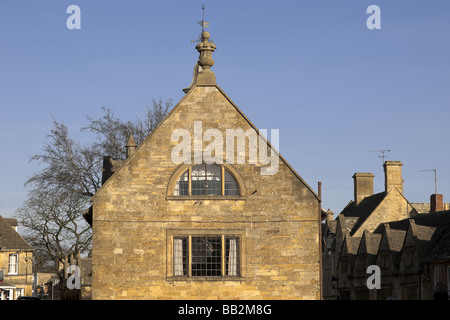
358, 231, 381, 256
345, 236, 362, 255
325, 219, 337, 234
425, 231, 450, 262
0, 215, 33, 250
415, 211, 450, 262
336, 214, 359, 235
385, 227, 406, 252
383, 211, 450, 262
339, 192, 386, 236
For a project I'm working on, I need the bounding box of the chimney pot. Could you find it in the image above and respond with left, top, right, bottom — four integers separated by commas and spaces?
430, 194, 444, 213
126, 134, 137, 158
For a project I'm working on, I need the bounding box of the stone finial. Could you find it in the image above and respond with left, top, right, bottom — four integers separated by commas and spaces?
196, 31, 216, 71
183, 7, 217, 93
326, 209, 334, 221
194, 31, 217, 86
126, 134, 137, 158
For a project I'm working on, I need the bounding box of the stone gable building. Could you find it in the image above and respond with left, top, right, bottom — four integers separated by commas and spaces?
90, 29, 321, 300
323, 160, 450, 300
0, 216, 34, 300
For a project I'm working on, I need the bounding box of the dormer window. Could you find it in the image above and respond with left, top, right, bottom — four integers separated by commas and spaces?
170, 164, 243, 198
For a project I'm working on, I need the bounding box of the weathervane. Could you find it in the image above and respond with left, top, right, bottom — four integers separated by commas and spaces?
198, 4, 209, 31
191, 5, 213, 43
183, 4, 216, 92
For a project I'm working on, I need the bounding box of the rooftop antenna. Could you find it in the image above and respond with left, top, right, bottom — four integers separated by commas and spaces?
419, 168, 437, 195
370, 149, 391, 164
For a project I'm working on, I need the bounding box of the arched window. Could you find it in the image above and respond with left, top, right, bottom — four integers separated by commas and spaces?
173, 164, 240, 197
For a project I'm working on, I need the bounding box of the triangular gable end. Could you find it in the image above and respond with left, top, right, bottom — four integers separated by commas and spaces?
402, 221, 417, 248
351, 187, 415, 237
336, 235, 349, 271
356, 231, 369, 256
378, 226, 390, 252
92, 82, 319, 202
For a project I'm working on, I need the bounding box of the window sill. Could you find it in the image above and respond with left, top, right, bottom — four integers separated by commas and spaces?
166, 195, 246, 201
167, 276, 245, 282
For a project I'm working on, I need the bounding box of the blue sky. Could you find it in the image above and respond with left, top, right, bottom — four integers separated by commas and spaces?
0, 1, 449, 218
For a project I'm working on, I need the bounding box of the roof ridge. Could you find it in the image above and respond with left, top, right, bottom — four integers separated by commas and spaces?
0, 215, 33, 250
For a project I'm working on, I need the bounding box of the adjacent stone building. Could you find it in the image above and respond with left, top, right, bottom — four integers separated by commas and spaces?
90, 29, 321, 300
58, 252, 92, 300
323, 160, 450, 300
0, 216, 34, 300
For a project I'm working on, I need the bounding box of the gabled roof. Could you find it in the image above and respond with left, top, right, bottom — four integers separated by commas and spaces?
411, 211, 450, 231
383, 211, 450, 263
0, 215, 33, 250
336, 235, 361, 272
384, 227, 406, 253
335, 214, 359, 235
92, 82, 320, 202
425, 231, 450, 262
338, 187, 419, 237
411, 211, 450, 261
345, 235, 362, 255
339, 192, 386, 236
323, 219, 337, 235
374, 223, 406, 253
357, 231, 381, 256
376, 224, 406, 270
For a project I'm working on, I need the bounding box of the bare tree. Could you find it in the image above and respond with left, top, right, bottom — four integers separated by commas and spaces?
17, 189, 92, 269
27, 119, 102, 197
16, 99, 172, 270
83, 98, 172, 160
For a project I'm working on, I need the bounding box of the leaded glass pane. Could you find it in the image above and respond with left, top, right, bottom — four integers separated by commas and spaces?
174, 170, 189, 196
190, 164, 222, 196
206, 165, 221, 196
191, 164, 206, 195
191, 236, 222, 277
224, 170, 239, 196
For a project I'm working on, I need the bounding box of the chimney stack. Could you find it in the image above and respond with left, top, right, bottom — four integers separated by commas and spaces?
326, 209, 334, 221
430, 194, 444, 213
126, 134, 137, 158
384, 161, 404, 194
353, 173, 375, 206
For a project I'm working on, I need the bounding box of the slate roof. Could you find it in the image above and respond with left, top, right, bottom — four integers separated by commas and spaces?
0, 215, 33, 250
425, 231, 450, 262
341, 235, 362, 256
358, 231, 382, 256
336, 235, 361, 273
384, 227, 406, 252
334, 212, 359, 236
323, 219, 337, 235
4, 218, 18, 227
411, 211, 450, 231
339, 192, 386, 236
414, 210, 450, 262
375, 224, 406, 269
378, 211, 450, 263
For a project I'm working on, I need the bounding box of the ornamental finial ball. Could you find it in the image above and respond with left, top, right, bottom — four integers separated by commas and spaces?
202, 31, 210, 40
